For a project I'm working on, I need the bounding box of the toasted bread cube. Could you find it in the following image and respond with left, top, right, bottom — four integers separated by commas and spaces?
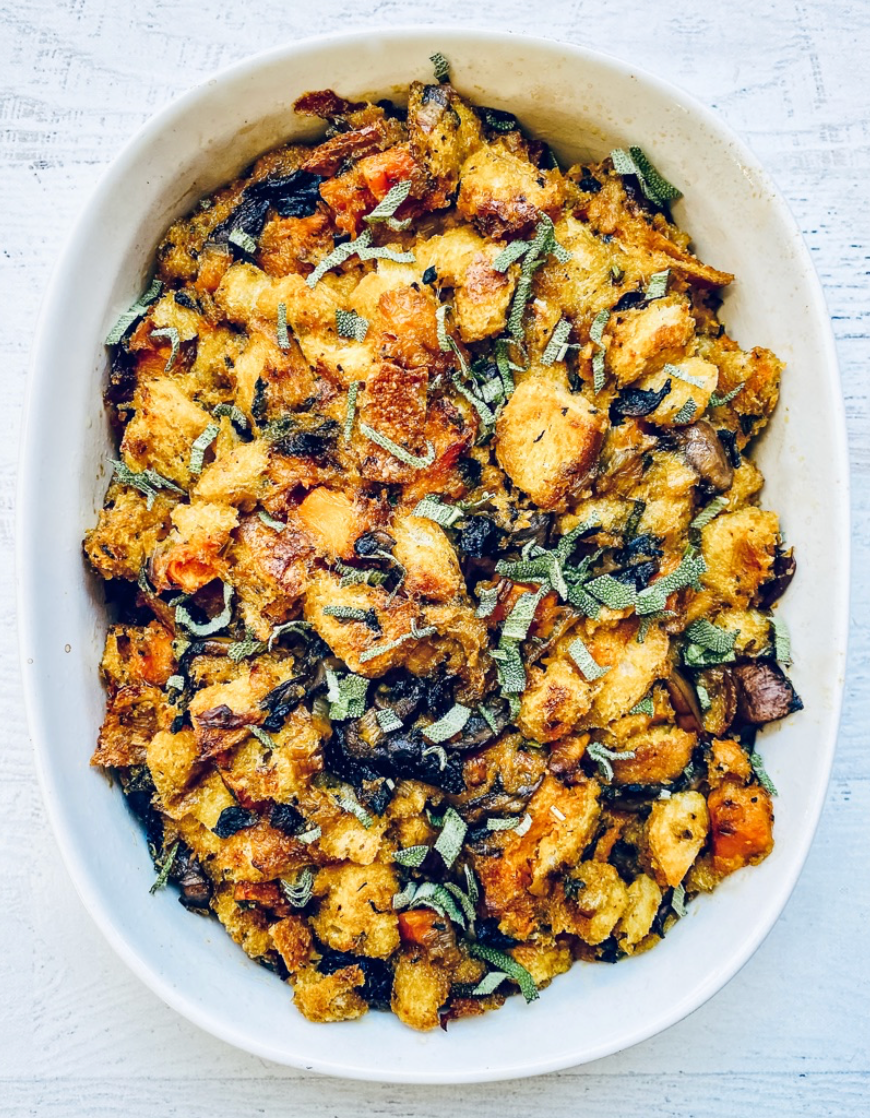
292, 964, 368, 1023
406, 81, 482, 197
551, 861, 629, 945
700, 507, 780, 608
270, 916, 313, 974
495, 376, 606, 509
392, 515, 463, 601
458, 142, 563, 238
606, 300, 695, 386
121, 377, 215, 488
391, 950, 452, 1032
610, 725, 697, 786
518, 658, 593, 743
147, 728, 200, 803
311, 864, 400, 959
635, 357, 719, 426
647, 791, 710, 887
615, 874, 663, 951
84, 486, 174, 581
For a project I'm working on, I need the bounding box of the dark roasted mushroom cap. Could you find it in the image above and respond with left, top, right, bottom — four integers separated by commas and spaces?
666, 670, 706, 733
733, 661, 803, 724
678, 420, 734, 492
373, 671, 427, 722
243, 169, 324, 218
212, 805, 259, 838
755, 548, 797, 609
457, 515, 503, 558
323, 729, 393, 815
269, 801, 305, 836
272, 419, 339, 461
612, 379, 672, 418
446, 701, 510, 752
354, 529, 396, 557
317, 950, 393, 1009
377, 731, 466, 794
474, 918, 520, 949
171, 845, 213, 911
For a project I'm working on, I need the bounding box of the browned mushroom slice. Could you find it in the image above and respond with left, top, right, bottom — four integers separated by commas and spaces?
733, 661, 803, 724
666, 670, 706, 733
677, 421, 734, 492
754, 548, 797, 609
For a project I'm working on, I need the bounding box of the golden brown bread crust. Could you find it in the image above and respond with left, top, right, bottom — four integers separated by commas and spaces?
84, 71, 799, 1030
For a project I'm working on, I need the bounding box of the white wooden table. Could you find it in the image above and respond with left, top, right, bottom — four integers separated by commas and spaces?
2, 1, 867, 1114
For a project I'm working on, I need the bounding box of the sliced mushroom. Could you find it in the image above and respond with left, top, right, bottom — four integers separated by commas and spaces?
354, 529, 397, 557
172, 846, 213, 911
678, 421, 734, 492
733, 661, 803, 724
666, 670, 706, 734
754, 548, 797, 609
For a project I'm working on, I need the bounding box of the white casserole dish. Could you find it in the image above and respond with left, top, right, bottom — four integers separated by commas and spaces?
18, 27, 849, 1083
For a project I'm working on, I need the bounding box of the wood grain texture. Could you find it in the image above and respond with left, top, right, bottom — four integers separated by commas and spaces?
1, 0, 868, 1114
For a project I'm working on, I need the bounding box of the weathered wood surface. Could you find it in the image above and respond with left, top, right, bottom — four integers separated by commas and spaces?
1, 0, 868, 1114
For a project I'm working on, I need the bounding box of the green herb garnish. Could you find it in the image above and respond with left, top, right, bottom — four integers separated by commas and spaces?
671, 882, 688, 917
750, 751, 778, 796
433, 806, 467, 868
506, 215, 571, 340
325, 669, 369, 720
430, 51, 450, 82
413, 494, 464, 528
393, 844, 429, 868
541, 317, 573, 366
357, 620, 437, 664
227, 637, 267, 662
280, 867, 314, 907
376, 708, 403, 734
149, 840, 179, 894
257, 510, 286, 532
276, 302, 290, 352
175, 581, 233, 637
771, 616, 791, 664
189, 422, 219, 475
475, 585, 499, 619
250, 726, 276, 748
322, 605, 378, 626
709, 383, 743, 408
150, 326, 181, 371
645, 270, 670, 300
501, 586, 546, 641
423, 704, 472, 743
342, 381, 361, 442
584, 573, 638, 611
358, 422, 436, 469
467, 942, 538, 1003
636, 552, 706, 615
335, 309, 369, 341
213, 403, 248, 430
111, 459, 184, 509
335, 789, 374, 828
628, 695, 655, 715
586, 741, 633, 781
228, 228, 257, 256
335, 558, 388, 589
611, 146, 682, 208
105, 278, 163, 345
690, 497, 729, 532
584, 352, 603, 399
364, 179, 413, 230
568, 636, 610, 680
